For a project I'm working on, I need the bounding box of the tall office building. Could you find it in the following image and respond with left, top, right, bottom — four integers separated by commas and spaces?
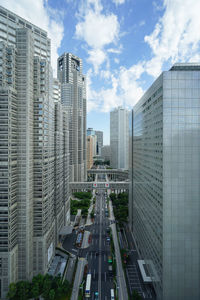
0, 6, 69, 298
53, 79, 70, 246
87, 128, 97, 157
129, 63, 200, 300
86, 136, 94, 169
101, 145, 111, 163
95, 130, 103, 155
110, 107, 129, 169
57, 53, 87, 182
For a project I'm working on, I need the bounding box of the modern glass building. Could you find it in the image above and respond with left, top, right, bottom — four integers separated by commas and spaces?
110, 107, 129, 169
129, 63, 200, 300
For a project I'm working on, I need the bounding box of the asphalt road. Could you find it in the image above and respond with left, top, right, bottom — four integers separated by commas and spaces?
63, 189, 114, 299
88, 189, 114, 300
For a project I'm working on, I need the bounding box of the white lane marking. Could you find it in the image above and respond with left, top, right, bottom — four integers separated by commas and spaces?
105, 272, 106, 282
94, 269, 95, 278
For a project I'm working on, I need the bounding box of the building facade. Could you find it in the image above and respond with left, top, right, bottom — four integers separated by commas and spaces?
53, 79, 70, 246
86, 136, 94, 169
0, 6, 70, 298
87, 128, 97, 157
95, 130, 103, 155
110, 107, 129, 169
129, 63, 200, 300
57, 53, 87, 182
101, 145, 111, 163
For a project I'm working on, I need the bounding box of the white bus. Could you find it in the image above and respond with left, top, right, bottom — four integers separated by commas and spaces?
110, 289, 115, 300
85, 273, 92, 298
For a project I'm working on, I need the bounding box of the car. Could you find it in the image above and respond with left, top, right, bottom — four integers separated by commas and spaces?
94, 292, 99, 299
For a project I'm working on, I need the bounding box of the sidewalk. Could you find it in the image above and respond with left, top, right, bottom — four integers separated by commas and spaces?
109, 200, 129, 300
85, 196, 95, 226
81, 230, 90, 249
71, 257, 87, 300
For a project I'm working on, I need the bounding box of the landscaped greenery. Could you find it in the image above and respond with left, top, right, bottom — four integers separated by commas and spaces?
7, 274, 70, 300
110, 192, 128, 223
70, 192, 93, 217
73, 191, 92, 200
70, 199, 90, 217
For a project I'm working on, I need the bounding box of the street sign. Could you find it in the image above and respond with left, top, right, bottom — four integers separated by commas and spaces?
105, 183, 109, 188
93, 183, 97, 188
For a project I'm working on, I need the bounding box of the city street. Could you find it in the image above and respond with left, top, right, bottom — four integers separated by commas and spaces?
63, 189, 115, 299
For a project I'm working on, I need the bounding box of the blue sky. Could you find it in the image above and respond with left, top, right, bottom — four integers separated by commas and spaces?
2, 0, 200, 144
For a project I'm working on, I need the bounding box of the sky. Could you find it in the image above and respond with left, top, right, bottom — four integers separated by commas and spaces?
1, 0, 200, 144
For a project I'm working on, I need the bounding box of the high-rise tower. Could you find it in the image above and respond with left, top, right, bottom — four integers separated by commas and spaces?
129, 63, 200, 300
110, 107, 129, 169
57, 53, 87, 181
0, 5, 67, 298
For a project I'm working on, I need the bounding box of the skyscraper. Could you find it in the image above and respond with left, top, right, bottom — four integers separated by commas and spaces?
57, 53, 87, 182
86, 135, 94, 169
129, 63, 200, 300
95, 130, 103, 155
53, 79, 70, 246
0, 6, 69, 298
110, 107, 129, 169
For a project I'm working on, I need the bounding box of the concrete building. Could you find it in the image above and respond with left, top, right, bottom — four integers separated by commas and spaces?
95, 130, 103, 155
129, 63, 200, 300
101, 145, 111, 163
110, 107, 129, 169
57, 53, 87, 182
87, 128, 97, 157
86, 136, 94, 169
0, 6, 69, 298
53, 79, 70, 246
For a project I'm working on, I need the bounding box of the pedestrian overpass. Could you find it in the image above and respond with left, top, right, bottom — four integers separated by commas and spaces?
69, 181, 129, 193
87, 169, 129, 181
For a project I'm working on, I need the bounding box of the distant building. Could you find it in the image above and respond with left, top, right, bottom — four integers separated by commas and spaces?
129, 63, 200, 300
87, 136, 94, 169
110, 107, 129, 169
95, 130, 103, 155
57, 53, 87, 182
101, 145, 111, 163
87, 128, 97, 157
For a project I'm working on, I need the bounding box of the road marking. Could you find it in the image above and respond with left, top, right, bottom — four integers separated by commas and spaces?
105, 272, 106, 282
72, 249, 78, 252
93, 269, 95, 278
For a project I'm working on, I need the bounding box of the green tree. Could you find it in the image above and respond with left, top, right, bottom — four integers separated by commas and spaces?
49, 289, 55, 300
7, 282, 17, 300
132, 290, 142, 300
42, 274, 52, 300
15, 281, 30, 300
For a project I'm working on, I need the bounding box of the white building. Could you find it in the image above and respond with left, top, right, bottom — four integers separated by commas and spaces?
0, 6, 70, 298
110, 107, 129, 169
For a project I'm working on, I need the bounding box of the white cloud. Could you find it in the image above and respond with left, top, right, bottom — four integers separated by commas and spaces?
139, 20, 145, 27
144, 0, 200, 77
107, 48, 122, 54
85, 0, 200, 114
87, 63, 144, 113
112, 0, 126, 5
1, 0, 64, 75
75, 0, 120, 71
87, 49, 107, 73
